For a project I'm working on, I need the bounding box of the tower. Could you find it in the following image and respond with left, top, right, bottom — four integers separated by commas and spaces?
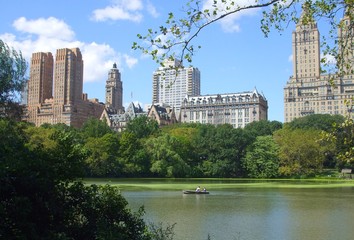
27, 52, 53, 124
292, 5, 321, 81
28, 52, 53, 106
152, 59, 200, 117
53, 48, 83, 105
105, 63, 123, 113
284, 6, 354, 122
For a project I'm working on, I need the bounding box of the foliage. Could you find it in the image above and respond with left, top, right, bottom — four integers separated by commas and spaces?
322, 118, 354, 168
84, 133, 121, 177
119, 131, 150, 176
242, 135, 280, 178
81, 117, 113, 138
0, 119, 173, 239
0, 39, 27, 119
274, 127, 328, 177
192, 124, 252, 177
145, 133, 191, 177
244, 120, 283, 138
286, 114, 345, 132
126, 115, 160, 139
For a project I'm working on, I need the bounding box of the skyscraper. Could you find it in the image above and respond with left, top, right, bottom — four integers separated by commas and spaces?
152, 59, 200, 118
284, 7, 354, 122
27, 52, 53, 124
25, 48, 104, 127
28, 52, 53, 106
53, 48, 83, 106
105, 63, 123, 113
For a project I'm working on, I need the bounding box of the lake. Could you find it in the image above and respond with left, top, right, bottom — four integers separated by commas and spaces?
91, 179, 354, 240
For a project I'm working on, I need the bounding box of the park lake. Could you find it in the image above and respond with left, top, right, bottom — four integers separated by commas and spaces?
86, 178, 354, 240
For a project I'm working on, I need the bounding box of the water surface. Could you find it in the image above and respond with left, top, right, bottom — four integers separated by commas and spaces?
117, 180, 354, 240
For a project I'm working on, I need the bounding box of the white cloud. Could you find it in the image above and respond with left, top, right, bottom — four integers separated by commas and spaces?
113, 0, 143, 11
92, 5, 143, 22
82, 42, 119, 82
146, 0, 159, 18
13, 17, 75, 41
202, 0, 260, 33
91, 0, 144, 22
91, 0, 159, 22
123, 54, 138, 68
1, 17, 131, 84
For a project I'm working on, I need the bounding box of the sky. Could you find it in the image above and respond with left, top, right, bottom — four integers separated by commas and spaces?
0, 0, 301, 122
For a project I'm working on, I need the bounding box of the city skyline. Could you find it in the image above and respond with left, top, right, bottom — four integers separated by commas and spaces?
2, 0, 323, 123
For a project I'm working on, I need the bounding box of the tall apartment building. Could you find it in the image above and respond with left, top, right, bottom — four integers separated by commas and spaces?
25, 48, 104, 127
152, 59, 200, 118
284, 7, 354, 122
27, 52, 54, 123
180, 89, 268, 128
105, 63, 123, 113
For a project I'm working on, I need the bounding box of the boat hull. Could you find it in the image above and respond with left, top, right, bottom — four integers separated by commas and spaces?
183, 190, 209, 194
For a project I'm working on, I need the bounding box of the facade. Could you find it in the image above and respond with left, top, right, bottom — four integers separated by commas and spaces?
284, 7, 354, 122
180, 89, 268, 128
152, 59, 200, 118
101, 102, 145, 132
105, 63, 123, 113
24, 48, 104, 128
102, 102, 177, 132
147, 103, 177, 126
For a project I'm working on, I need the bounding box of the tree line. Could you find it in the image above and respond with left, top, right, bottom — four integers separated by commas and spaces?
3, 113, 350, 180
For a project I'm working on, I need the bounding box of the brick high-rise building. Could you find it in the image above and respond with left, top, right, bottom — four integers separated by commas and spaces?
25, 48, 104, 127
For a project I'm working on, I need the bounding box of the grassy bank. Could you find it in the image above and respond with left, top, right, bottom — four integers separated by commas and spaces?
84, 178, 354, 191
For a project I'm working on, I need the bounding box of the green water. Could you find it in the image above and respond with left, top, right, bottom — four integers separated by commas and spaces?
88, 179, 354, 240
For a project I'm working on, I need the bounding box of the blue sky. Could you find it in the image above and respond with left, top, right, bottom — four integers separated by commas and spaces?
1, 0, 300, 122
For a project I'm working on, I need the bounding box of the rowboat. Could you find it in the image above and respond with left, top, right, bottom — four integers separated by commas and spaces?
183, 190, 209, 194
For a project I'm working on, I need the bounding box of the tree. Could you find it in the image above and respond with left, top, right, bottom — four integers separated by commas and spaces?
192, 124, 251, 177
0, 119, 173, 239
274, 127, 329, 177
323, 118, 354, 169
242, 135, 280, 178
132, 0, 354, 78
286, 114, 345, 132
81, 117, 113, 138
84, 133, 121, 177
244, 120, 283, 138
0, 39, 27, 119
118, 131, 151, 176
145, 133, 191, 177
125, 115, 159, 139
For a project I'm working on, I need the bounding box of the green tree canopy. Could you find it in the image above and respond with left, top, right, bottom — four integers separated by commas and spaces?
0, 39, 27, 119
274, 128, 328, 177
286, 114, 345, 132
244, 120, 283, 138
0, 119, 173, 239
242, 135, 280, 178
126, 115, 160, 139
81, 117, 113, 139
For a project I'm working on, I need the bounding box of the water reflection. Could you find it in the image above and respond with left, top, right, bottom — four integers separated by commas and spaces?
123, 187, 354, 240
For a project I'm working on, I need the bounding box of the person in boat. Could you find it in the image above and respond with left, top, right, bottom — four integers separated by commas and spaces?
203, 187, 207, 192
196, 186, 201, 192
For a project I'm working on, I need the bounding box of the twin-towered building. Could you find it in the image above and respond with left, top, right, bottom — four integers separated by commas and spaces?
24, 48, 104, 128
